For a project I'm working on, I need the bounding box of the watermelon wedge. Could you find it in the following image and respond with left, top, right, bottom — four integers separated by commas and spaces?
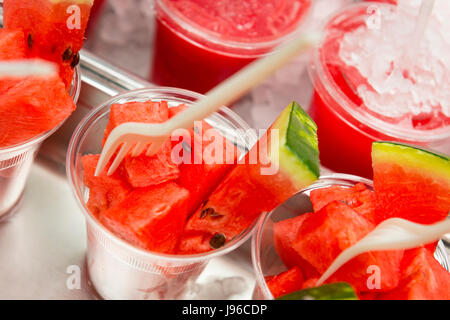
378, 247, 450, 300
266, 266, 304, 299
372, 142, 450, 225
99, 182, 190, 254
178, 102, 320, 254
103, 101, 179, 188
4, 0, 93, 88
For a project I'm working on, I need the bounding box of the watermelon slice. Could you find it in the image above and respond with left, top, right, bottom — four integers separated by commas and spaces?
0, 72, 76, 147
99, 182, 190, 254
292, 201, 403, 292
178, 102, 320, 254
82, 154, 131, 216
103, 101, 179, 188
266, 266, 304, 299
378, 247, 450, 300
170, 104, 240, 217
310, 183, 377, 223
372, 142, 450, 225
4, 0, 93, 88
273, 214, 320, 279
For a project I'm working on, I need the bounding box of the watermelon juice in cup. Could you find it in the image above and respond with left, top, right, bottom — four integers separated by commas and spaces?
67, 88, 259, 300
308, 2, 450, 178
0, 65, 80, 220
252, 173, 450, 300
151, 0, 312, 94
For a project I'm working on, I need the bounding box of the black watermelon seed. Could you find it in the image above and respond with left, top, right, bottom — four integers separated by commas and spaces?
63, 47, 73, 61
27, 34, 33, 49
71, 52, 80, 68
210, 234, 226, 249
200, 208, 214, 219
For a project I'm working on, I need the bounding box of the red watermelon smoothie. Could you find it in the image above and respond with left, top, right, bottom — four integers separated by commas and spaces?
308, 2, 450, 178
151, 0, 312, 94
0, 68, 81, 220
67, 88, 256, 300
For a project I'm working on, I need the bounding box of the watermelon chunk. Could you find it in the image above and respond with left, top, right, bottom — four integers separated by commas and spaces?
273, 214, 320, 279
99, 182, 190, 254
0, 72, 76, 147
4, 0, 93, 88
266, 266, 304, 299
82, 154, 131, 216
292, 201, 403, 292
310, 183, 377, 223
179, 102, 320, 253
372, 142, 450, 225
378, 247, 450, 300
171, 104, 240, 218
103, 101, 179, 188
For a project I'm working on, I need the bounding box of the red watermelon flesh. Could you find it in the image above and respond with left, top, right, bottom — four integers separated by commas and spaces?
0, 72, 76, 147
103, 101, 179, 188
179, 162, 294, 254
301, 278, 320, 289
178, 102, 320, 254
273, 214, 320, 279
0, 29, 27, 61
310, 183, 377, 224
372, 142, 450, 225
171, 108, 240, 218
99, 182, 190, 254
292, 201, 403, 292
266, 266, 304, 298
82, 154, 131, 216
4, 0, 93, 88
378, 247, 450, 300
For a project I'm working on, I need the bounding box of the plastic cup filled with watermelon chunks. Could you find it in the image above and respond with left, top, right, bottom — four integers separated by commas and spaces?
252, 142, 450, 300
0, 61, 80, 219
66, 88, 256, 300
0, 0, 92, 218
67, 88, 321, 299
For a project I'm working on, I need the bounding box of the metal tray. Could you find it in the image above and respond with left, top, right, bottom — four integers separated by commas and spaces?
0, 51, 256, 300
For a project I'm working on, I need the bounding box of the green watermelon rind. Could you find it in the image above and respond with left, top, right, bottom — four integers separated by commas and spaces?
372, 141, 450, 181
276, 282, 359, 300
271, 102, 320, 189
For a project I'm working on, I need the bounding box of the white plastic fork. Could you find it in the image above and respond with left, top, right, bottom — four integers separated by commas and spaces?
0, 59, 57, 77
95, 31, 322, 176
316, 217, 450, 286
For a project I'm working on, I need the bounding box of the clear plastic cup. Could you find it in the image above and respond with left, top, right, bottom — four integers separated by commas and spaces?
151, 0, 313, 93
308, 2, 450, 178
251, 173, 450, 300
0, 67, 81, 220
66, 87, 258, 300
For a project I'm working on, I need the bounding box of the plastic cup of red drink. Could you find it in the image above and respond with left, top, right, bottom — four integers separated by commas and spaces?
308, 2, 450, 178
66, 87, 258, 300
151, 0, 313, 94
0, 67, 81, 220
251, 174, 450, 300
